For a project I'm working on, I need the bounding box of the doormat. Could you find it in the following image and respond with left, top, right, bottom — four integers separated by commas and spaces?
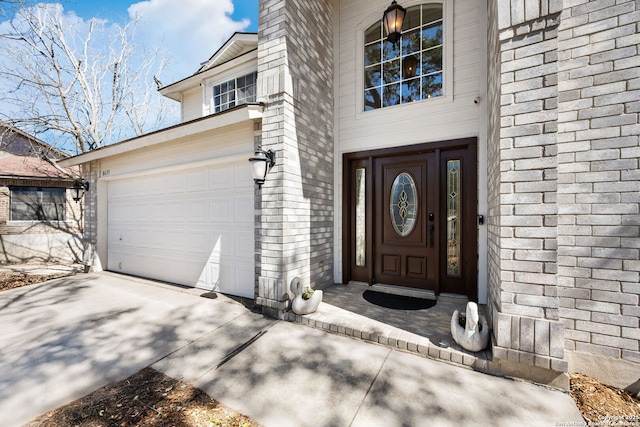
363, 290, 437, 310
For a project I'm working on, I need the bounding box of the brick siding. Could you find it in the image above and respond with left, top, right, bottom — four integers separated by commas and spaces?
556, 0, 640, 364
256, 0, 335, 317
489, 0, 640, 375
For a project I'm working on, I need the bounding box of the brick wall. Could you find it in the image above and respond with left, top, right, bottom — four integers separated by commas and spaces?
556, 0, 640, 365
490, 0, 567, 374
0, 178, 83, 263
256, 0, 335, 317
489, 0, 640, 386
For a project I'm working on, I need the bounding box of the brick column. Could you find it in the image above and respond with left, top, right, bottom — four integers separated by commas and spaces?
488, 0, 567, 385
255, 0, 335, 318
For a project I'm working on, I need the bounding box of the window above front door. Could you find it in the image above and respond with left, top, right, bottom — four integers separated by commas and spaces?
363, 3, 445, 111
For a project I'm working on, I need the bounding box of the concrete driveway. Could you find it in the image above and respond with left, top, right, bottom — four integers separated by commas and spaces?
0, 272, 249, 427
0, 272, 583, 427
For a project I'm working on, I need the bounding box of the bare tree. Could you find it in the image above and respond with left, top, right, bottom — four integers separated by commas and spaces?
0, 2, 177, 154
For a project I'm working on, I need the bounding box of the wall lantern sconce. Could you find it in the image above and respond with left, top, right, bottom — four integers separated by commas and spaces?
249, 145, 276, 189
403, 55, 419, 79
383, 0, 406, 44
71, 179, 89, 203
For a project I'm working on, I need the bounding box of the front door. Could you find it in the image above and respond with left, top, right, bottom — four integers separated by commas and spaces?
375, 154, 437, 291
343, 138, 477, 300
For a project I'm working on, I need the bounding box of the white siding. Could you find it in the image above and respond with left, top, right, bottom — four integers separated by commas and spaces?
181, 87, 202, 123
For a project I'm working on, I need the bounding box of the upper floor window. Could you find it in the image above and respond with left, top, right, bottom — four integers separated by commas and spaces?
213, 72, 257, 113
10, 186, 66, 221
364, 3, 443, 111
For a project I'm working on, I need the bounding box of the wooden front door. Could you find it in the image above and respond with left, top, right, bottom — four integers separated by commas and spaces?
343, 138, 478, 300
374, 154, 437, 291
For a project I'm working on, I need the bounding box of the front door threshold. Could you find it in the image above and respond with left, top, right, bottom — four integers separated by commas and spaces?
371, 283, 436, 300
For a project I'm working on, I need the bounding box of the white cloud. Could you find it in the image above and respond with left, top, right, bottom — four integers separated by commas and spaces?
127, 0, 250, 83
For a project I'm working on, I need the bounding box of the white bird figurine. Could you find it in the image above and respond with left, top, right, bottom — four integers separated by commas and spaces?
451, 302, 490, 352
290, 277, 322, 315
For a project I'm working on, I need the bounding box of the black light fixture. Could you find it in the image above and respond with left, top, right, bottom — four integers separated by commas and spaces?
248, 145, 276, 189
403, 55, 419, 79
382, 0, 406, 44
71, 179, 89, 203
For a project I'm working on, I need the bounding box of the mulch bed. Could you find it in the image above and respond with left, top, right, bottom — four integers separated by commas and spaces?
0, 271, 72, 292
570, 373, 640, 423
25, 367, 262, 427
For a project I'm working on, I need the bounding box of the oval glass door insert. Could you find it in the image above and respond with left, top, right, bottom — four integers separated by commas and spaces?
390, 172, 418, 236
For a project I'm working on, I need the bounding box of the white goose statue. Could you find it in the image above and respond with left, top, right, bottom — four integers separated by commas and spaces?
451, 302, 490, 352
290, 277, 322, 315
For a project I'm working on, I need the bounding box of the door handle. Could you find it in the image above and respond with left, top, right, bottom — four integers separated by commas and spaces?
428, 223, 435, 247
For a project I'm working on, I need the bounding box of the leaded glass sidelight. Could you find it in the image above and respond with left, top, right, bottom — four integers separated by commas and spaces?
355, 168, 366, 267
390, 172, 418, 237
446, 160, 461, 277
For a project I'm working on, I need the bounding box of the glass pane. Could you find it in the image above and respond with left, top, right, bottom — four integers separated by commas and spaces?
447, 160, 461, 277
382, 39, 400, 62
421, 22, 443, 49
402, 5, 421, 31
421, 46, 443, 74
401, 29, 421, 56
402, 77, 420, 103
402, 54, 420, 79
383, 83, 401, 107
364, 64, 381, 88
364, 87, 382, 110
421, 72, 443, 99
423, 5, 443, 25
365, 22, 381, 44
355, 168, 366, 267
382, 59, 400, 85
390, 172, 418, 237
364, 42, 382, 67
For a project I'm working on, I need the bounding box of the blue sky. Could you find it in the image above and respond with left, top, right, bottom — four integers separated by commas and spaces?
54, 0, 260, 82
63, 0, 259, 30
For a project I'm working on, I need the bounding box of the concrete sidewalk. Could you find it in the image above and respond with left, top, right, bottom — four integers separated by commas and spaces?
0, 272, 583, 426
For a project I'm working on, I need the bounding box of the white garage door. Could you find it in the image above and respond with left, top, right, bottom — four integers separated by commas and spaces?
107, 161, 255, 298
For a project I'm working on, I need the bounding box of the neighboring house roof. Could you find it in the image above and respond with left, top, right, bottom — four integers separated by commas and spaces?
159, 32, 258, 101
0, 153, 77, 180
0, 122, 69, 159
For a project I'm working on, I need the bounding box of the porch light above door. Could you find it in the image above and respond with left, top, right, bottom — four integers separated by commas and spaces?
71, 179, 89, 203
249, 145, 276, 189
382, 0, 406, 44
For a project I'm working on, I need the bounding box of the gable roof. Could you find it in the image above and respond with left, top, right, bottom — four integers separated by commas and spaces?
196, 32, 258, 74
158, 32, 258, 101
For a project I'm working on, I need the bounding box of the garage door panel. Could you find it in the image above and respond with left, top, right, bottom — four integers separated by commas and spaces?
165, 172, 186, 194
233, 163, 252, 189
187, 199, 209, 223
210, 197, 232, 223
187, 168, 209, 192
107, 159, 254, 298
235, 230, 254, 259
234, 195, 254, 224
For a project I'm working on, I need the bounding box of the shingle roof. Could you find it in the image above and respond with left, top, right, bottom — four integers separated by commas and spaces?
0, 153, 77, 179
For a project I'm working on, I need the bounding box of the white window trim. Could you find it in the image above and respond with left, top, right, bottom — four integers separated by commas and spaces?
202, 65, 258, 116
355, 0, 453, 118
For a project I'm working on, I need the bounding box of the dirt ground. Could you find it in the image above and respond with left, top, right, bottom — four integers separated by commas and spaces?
3, 270, 639, 425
